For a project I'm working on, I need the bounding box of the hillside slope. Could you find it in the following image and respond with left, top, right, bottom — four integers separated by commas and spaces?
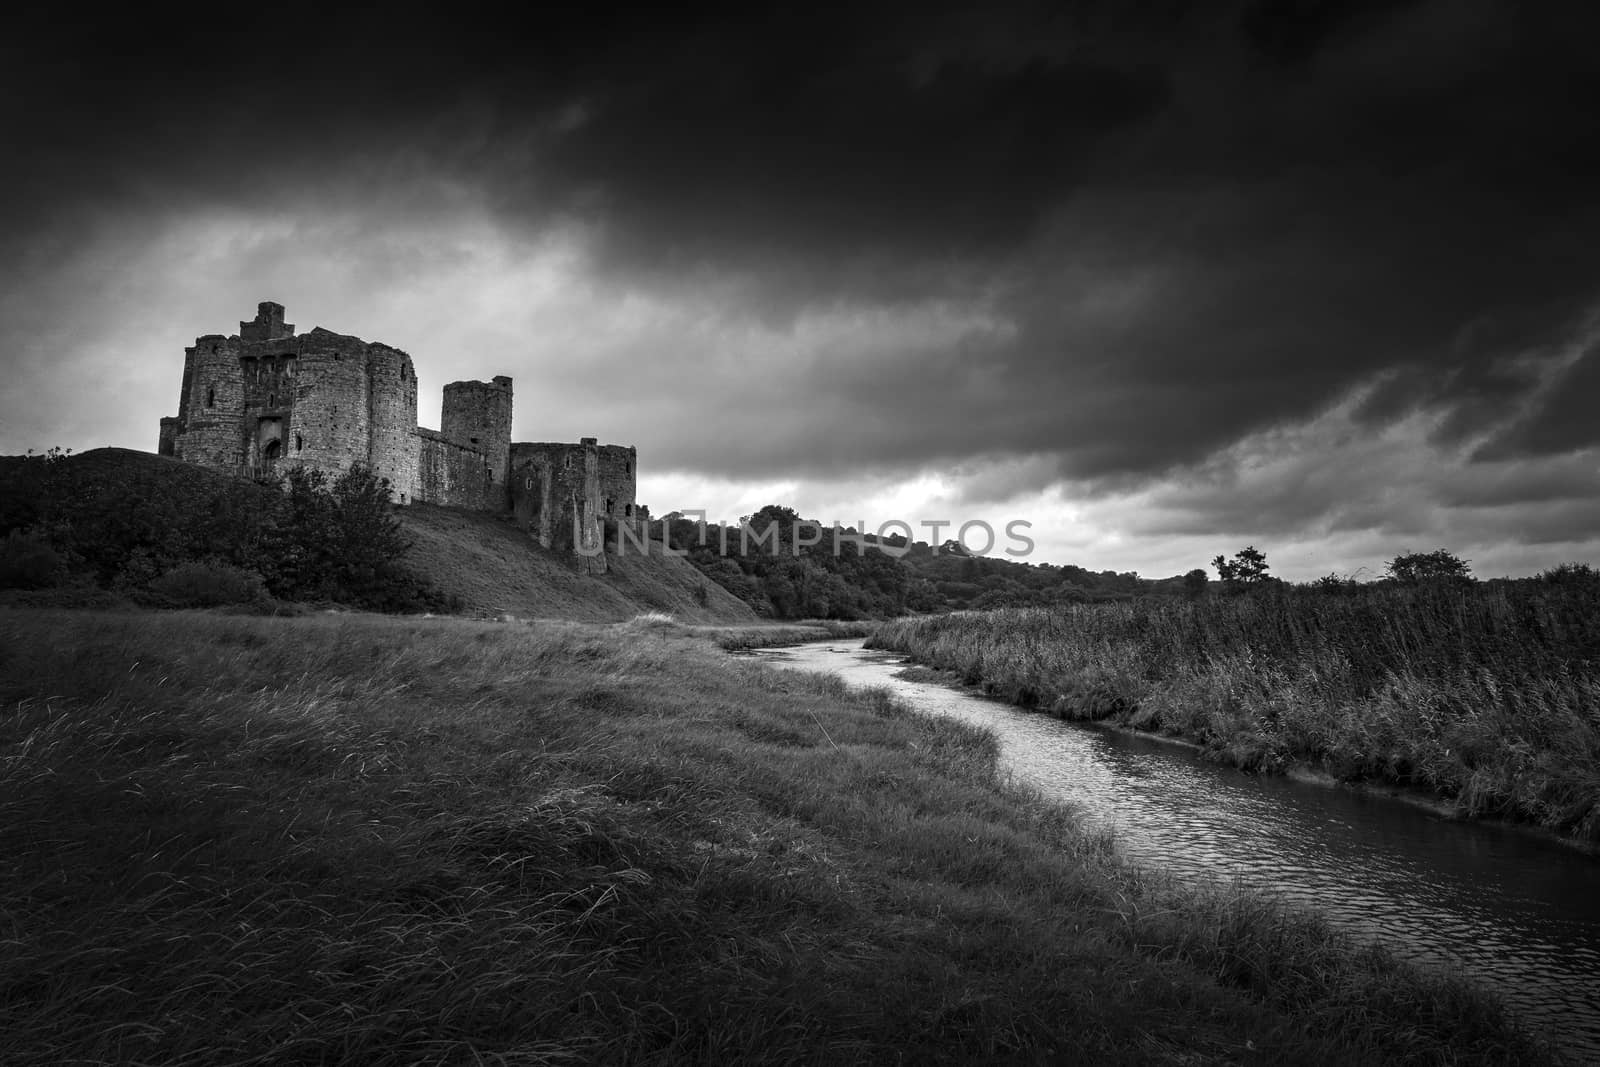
396, 503, 758, 623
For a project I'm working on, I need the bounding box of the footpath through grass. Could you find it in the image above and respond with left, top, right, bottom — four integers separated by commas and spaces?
0, 608, 1559, 1064
870, 582, 1600, 842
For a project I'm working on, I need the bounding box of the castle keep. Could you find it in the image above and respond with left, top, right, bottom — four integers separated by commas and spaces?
159, 302, 640, 568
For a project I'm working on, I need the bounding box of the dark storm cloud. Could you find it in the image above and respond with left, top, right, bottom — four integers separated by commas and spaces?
501, 0, 1600, 489
1474, 338, 1600, 460
6, 1, 1600, 500
530, 25, 1169, 291
3, 4, 1164, 249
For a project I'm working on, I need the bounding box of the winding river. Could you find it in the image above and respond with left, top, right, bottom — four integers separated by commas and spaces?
755, 639, 1600, 1061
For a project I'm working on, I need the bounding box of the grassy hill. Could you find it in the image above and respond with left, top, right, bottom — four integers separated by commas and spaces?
397, 503, 757, 623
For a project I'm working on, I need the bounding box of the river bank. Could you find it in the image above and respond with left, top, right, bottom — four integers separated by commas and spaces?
0, 608, 1559, 1064
869, 591, 1600, 843
764, 638, 1600, 1060
891, 657, 1600, 856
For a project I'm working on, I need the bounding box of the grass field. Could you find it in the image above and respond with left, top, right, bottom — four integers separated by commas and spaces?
869, 582, 1600, 841
396, 502, 761, 623
0, 608, 1559, 1064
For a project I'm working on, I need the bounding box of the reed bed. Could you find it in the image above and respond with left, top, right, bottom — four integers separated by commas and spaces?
870, 583, 1600, 840
0, 607, 1560, 1063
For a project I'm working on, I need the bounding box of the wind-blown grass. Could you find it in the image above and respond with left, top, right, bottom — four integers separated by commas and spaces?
870, 583, 1600, 840
0, 608, 1559, 1063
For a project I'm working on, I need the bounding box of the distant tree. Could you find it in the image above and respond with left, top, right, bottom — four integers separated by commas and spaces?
1386, 549, 1472, 585
744, 504, 799, 535
1539, 562, 1600, 587
1183, 568, 1209, 598
1212, 545, 1270, 584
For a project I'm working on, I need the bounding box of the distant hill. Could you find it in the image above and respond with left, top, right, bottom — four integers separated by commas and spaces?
0, 448, 757, 623
657, 505, 1156, 619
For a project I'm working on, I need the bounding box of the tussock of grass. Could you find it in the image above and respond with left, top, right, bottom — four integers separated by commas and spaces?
871, 588, 1600, 841
0, 608, 1558, 1064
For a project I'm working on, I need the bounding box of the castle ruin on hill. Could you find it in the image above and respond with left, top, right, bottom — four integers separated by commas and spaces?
159, 301, 642, 569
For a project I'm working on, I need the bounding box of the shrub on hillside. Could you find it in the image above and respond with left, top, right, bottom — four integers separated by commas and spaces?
0, 452, 458, 614
146, 560, 267, 608
255, 464, 451, 612
0, 529, 64, 589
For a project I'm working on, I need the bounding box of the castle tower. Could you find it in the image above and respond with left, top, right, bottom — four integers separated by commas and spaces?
597, 444, 639, 520
285, 329, 368, 481
174, 333, 247, 469
441, 376, 513, 493
365, 344, 421, 502
240, 301, 293, 342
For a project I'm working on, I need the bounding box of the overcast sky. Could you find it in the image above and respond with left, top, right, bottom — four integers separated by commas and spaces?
4, 2, 1599, 580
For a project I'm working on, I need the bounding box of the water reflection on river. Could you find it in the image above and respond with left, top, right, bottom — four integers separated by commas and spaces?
755, 640, 1600, 1060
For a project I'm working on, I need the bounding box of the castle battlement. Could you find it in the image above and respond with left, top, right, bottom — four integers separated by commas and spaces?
240, 301, 294, 342
159, 302, 638, 566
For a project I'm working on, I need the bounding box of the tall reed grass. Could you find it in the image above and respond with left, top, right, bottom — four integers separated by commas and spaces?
0, 607, 1560, 1063
870, 583, 1600, 840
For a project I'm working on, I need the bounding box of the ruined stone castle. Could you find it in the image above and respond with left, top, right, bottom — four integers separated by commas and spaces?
159, 302, 641, 568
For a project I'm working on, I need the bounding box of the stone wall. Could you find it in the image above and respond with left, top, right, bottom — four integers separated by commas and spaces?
157, 417, 181, 457
509, 441, 591, 555
509, 438, 639, 572
417, 428, 496, 510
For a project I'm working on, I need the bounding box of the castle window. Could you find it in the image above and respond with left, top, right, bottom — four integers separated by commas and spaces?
268, 393, 276, 407
206, 386, 215, 407
470, 436, 480, 445
625, 461, 631, 474
624, 504, 632, 518
295, 432, 304, 452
